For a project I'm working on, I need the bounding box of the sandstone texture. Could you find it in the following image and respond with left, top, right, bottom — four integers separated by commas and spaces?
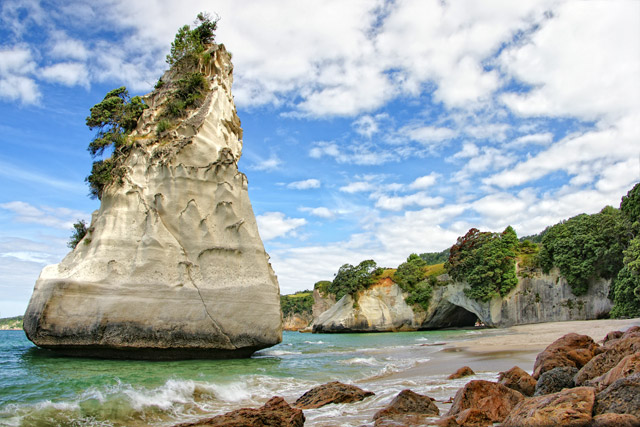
532, 333, 601, 379
594, 373, 640, 417
23, 45, 282, 359
311, 268, 613, 332
283, 313, 312, 331
498, 366, 537, 396
586, 413, 640, 427
447, 366, 475, 380
445, 380, 524, 424
313, 279, 417, 333
502, 386, 596, 427
534, 366, 578, 396
173, 396, 304, 427
294, 381, 374, 409
373, 389, 439, 426
575, 332, 640, 386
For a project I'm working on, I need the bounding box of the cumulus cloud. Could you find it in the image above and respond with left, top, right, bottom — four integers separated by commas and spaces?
41, 62, 90, 87
339, 181, 376, 194
0, 47, 40, 104
287, 179, 321, 190
409, 172, 439, 190
249, 154, 282, 172
375, 192, 444, 211
256, 212, 306, 241
400, 125, 457, 145
300, 207, 335, 219
0, 201, 88, 229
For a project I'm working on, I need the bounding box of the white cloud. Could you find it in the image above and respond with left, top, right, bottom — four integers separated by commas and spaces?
375, 192, 444, 211
49, 32, 89, 61
499, 1, 640, 123
249, 154, 282, 172
409, 172, 439, 190
41, 62, 89, 88
508, 132, 553, 148
0, 47, 40, 104
301, 207, 335, 219
401, 125, 457, 145
256, 212, 306, 241
0, 201, 89, 229
352, 115, 380, 138
339, 181, 376, 194
287, 179, 321, 190
309, 140, 396, 165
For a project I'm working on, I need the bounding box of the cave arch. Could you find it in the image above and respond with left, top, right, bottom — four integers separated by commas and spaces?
422, 300, 478, 329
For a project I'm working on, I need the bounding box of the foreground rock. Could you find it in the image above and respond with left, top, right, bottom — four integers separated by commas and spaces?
586, 353, 640, 390
532, 333, 600, 379
502, 386, 596, 427
373, 389, 439, 426
443, 380, 524, 425
575, 331, 640, 386
586, 413, 640, 427
23, 45, 282, 359
534, 366, 578, 396
498, 366, 537, 396
448, 366, 475, 380
173, 396, 304, 427
294, 381, 374, 409
594, 373, 640, 417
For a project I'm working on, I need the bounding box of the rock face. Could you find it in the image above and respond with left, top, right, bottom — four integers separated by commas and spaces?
448, 366, 475, 380
502, 386, 596, 427
373, 389, 439, 426
313, 279, 417, 333
445, 380, 524, 424
311, 269, 613, 332
498, 366, 537, 397
534, 366, 578, 396
173, 396, 304, 427
23, 45, 282, 359
594, 373, 640, 417
532, 333, 600, 379
282, 313, 312, 331
294, 381, 374, 409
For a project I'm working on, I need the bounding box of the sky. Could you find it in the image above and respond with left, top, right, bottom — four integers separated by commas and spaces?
0, 0, 639, 317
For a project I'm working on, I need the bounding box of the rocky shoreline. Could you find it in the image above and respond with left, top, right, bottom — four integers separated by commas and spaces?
174, 325, 640, 426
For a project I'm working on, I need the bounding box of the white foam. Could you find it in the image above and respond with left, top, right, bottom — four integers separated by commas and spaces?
258, 349, 302, 356
339, 357, 379, 366
304, 340, 325, 344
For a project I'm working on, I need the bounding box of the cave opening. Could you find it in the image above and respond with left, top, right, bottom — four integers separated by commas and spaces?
422, 301, 479, 329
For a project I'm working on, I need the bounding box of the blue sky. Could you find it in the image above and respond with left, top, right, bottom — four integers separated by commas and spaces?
1, 0, 639, 317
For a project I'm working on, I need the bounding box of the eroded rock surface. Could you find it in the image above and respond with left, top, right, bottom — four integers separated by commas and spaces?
295, 381, 374, 409
594, 373, 640, 417
498, 366, 537, 397
502, 386, 596, 427
448, 366, 475, 380
532, 333, 600, 379
23, 45, 282, 359
445, 380, 524, 424
534, 366, 578, 396
373, 389, 439, 426
173, 396, 304, 427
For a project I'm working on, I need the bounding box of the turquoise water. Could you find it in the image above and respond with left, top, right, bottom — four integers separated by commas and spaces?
0, 329, 501, 426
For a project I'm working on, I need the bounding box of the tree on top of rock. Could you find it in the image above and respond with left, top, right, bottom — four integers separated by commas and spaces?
166, 12, 218, 68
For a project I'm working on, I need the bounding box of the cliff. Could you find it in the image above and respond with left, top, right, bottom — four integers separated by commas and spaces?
23, 45, 282, 359
312, 270, 613, 333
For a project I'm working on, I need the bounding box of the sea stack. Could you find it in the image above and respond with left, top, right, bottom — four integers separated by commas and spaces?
23, 44, 283, 359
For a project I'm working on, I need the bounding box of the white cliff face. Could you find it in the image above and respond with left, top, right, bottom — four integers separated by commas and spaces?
312, 271, 613, 333
23, 45, 282, 359
313, 279, 417, 333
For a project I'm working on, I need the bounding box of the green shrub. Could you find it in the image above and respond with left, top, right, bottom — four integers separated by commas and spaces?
446, 226, 519, 302
166, 12, 218, 67
67, 219, 89, 249
314, 280, 331, 295
156, 119, 171, 134
328, 260, 382, 300
280, 291, 314, 317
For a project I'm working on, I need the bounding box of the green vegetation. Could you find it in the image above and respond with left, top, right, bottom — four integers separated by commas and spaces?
328, 260, 383, 300
67, 219, 90, 249
164, 72, 208, 118
419, 249, 449, 265
166, 12, 218, 68
313, 280, 331, 295
446, 226, 519, 302
280, 291, 314, 317
538, 206, 628, 296
394, 254, 433, 310
85, 87, 147, 199
0, 316, 23, 330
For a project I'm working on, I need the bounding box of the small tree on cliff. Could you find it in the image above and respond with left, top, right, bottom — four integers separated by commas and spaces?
166, 12, 218, 68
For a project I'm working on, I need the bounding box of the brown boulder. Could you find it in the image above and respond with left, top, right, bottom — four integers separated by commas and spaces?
448, 366, 475, 379
446, 380, 524, 423
498, 366, 537, 396
173, 396, 304, 427
602, 330, 624, 345
575, 335, 640, 386
534, 366, 578, 396
294, 381, 374, 409
587, 353, 640, 390
501, 386, 596, 427
586, 413, 640, 427
373, 389, 439, 426
594, 373, 640, 417
532, 333, 601, 379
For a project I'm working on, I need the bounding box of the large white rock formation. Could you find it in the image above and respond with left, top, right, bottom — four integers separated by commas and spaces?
23, 45, 282, 359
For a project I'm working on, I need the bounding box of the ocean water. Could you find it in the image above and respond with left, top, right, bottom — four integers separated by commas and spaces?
0, 329, 519, 426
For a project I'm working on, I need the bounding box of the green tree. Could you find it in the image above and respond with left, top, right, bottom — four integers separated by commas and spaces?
329, 260, 381, 300
86, 87, 146, 157
280, 291, 314, 317
67, 219, 89, 249
446, 226, 519, 302
394, 253, 427, 290
166, 12, 218, 67
539, 207, 627, 295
